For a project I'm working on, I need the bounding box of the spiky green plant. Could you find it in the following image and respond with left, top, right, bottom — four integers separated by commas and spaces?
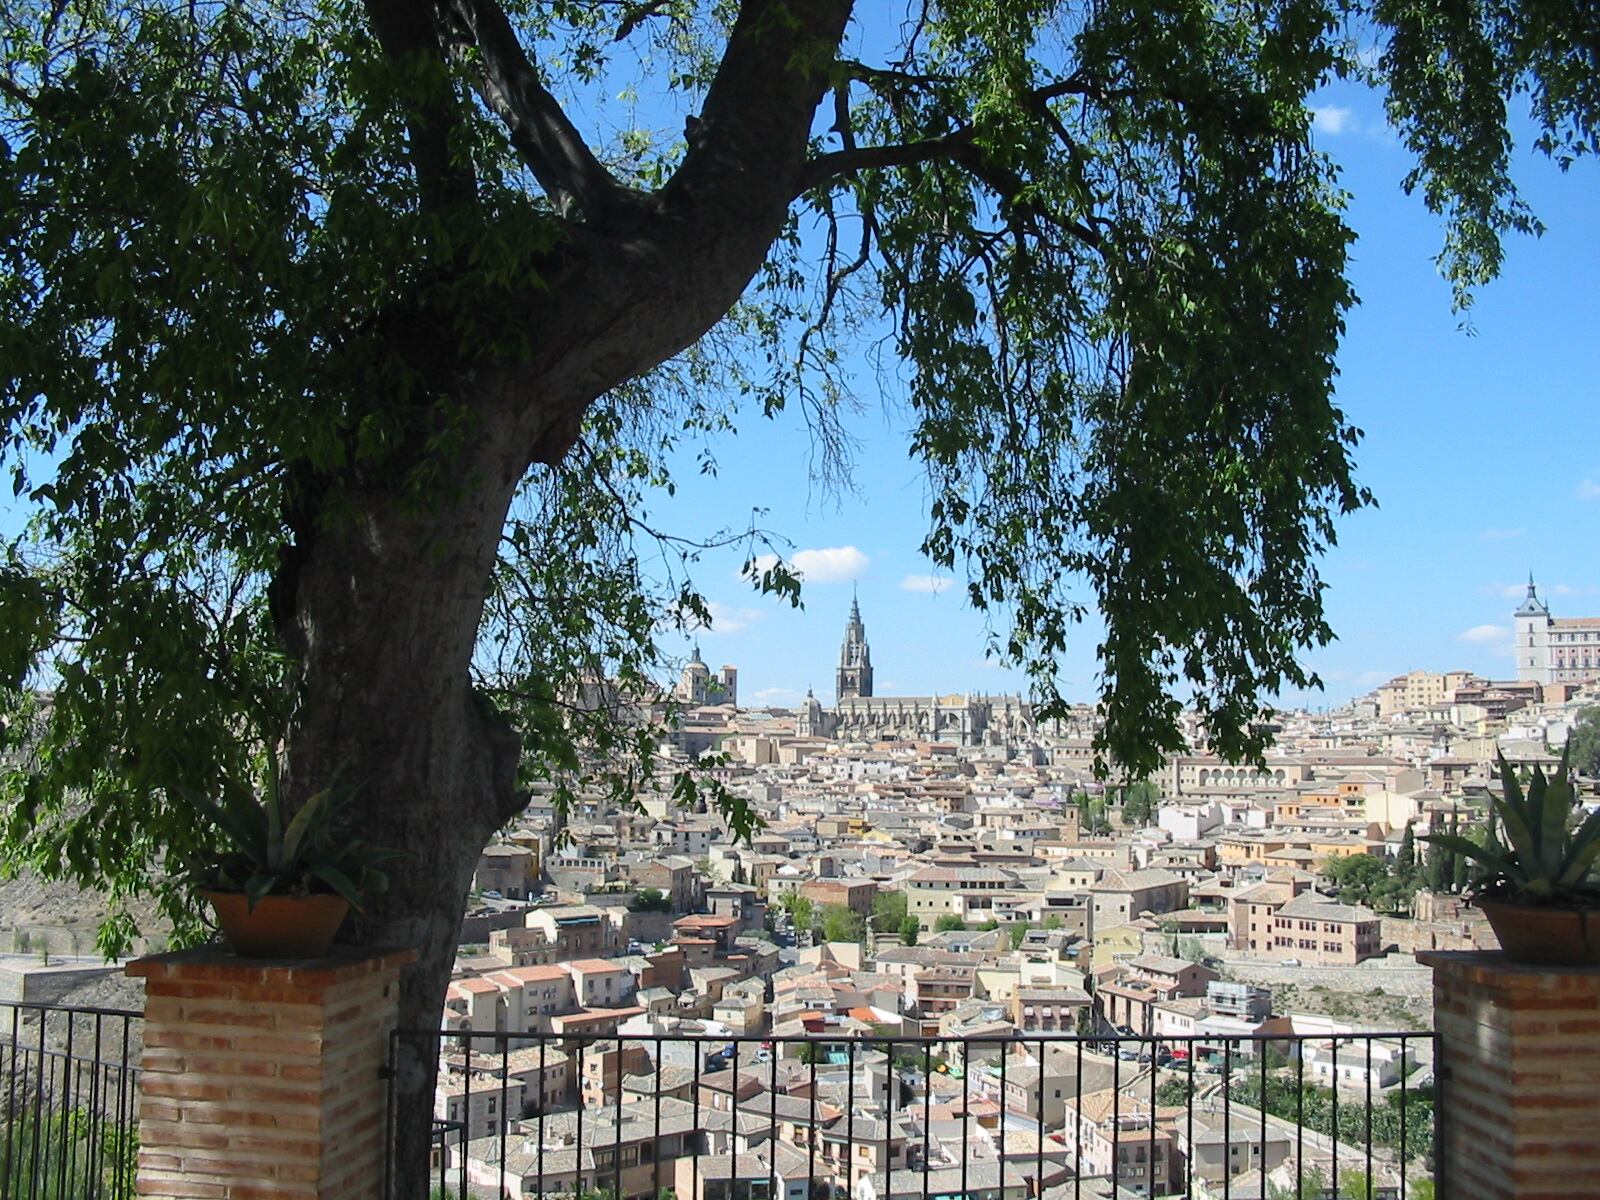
1422, 749, 1600, 907
179, 757, 399, 912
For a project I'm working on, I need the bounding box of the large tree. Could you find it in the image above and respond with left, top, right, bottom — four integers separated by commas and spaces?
0, 0, 1591, 1189
1568, 706, 1600, 778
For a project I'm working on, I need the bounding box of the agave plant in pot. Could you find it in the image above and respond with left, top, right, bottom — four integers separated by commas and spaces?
1422, 749, 1600, 966
181, 762, 400, 959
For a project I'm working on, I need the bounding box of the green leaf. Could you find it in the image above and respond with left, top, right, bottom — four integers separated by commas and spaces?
186, 789, 266, 865
307, 864, 365, 911
281, 786, 336, 869
243, 873, 277, 913
1489, 757, 1541, 872
1417, 833, 1511, 874
1557, 806, 1600, 889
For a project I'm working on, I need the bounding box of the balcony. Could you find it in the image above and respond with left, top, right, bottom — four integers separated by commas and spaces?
8, 948, 1594, 1200
1, 998, 1435, 1200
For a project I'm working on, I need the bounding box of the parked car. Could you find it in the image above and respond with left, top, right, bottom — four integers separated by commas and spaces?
1280, 957, 1301, 967
481, 890, 503, 900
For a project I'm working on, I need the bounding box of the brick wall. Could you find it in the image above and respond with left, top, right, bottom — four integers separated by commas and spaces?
128, 947, 414, 1200
1422, 950, 1600, 1200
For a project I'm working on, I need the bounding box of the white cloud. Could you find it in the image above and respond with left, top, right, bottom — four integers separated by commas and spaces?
1459, 623, 1511, 646
686, 601, 762, 634
899, 573, 952, 594
1312, 106, 1354, 136
1577, 479, 1600, 501
748, 546, 869, 584
1481, 528, 1525, 540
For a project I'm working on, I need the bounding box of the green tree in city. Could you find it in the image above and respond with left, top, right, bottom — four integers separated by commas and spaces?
1396, 824, 1417, 881
1075, 794, 1112, 836
630, 887, 671, 914
2, 1, 1591, 1192
781, 893, 816, 937
1568, 707, 1600, 778
1122, 780, 1162, 828
899, 916, 920, 947
935, 915, 968, 934
1425, 842, 1450, 894
1321, 854, 1390, 906
1008, 922, 1032, 950
872, 888, 908, 933
1076, 1005, 1096, 1037
820, 903, 865, 944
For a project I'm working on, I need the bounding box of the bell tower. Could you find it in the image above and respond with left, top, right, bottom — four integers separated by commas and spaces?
836, 594, 874, 699
1514, 572, 1552, 685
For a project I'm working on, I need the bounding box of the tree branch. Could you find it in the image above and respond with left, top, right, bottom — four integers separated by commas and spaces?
799, 128, 976, 191
664, 0, 853, 210
362, 0, 475, 214
799, 77, 1107, 250
445, 0, 633, 221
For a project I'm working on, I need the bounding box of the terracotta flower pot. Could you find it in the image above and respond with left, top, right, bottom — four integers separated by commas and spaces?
1476, 897, 1600, 967
203, 890, 350, 959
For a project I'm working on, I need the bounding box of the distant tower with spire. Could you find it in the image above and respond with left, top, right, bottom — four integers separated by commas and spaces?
1514, 573, 1554, 686
675, 642, 738, 706
836, 592, 874, 699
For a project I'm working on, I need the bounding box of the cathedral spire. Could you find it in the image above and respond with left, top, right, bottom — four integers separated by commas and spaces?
836, 597, 873, 699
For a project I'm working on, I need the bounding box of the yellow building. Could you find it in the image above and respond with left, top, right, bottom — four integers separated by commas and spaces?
1089, 922, 1145, 971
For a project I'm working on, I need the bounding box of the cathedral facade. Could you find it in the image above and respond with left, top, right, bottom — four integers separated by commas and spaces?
797, 601, 1034, 747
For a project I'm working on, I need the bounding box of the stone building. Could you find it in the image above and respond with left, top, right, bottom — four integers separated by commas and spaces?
797, 600, 1035, 747
1515, 574, 1600, 687
675, 644, 737, 705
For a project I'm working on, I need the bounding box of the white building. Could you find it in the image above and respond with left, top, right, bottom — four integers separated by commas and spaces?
1515, 576, 1600, 687
1301, 1037, 1412, 1090
1158, 801, 1224, 840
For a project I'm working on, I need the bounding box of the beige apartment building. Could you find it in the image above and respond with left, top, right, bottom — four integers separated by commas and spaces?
1228, 875, 1311, 955
1374, 669, 1481, 717
488, 904, 623, 965
1270, 892, 1382, 964
906, 864, 1022, 930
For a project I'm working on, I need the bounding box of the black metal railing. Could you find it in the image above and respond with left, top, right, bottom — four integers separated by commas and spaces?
386, 1027, 1438, 1200
0, 1002, 141, 1200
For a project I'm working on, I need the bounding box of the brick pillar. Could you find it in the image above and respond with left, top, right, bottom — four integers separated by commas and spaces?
127, 946, 416, 1200
1421, 949, 1600, 1200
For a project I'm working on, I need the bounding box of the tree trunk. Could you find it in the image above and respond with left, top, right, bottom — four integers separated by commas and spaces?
277, 415, 528, 1199
262, 9, 856, 1190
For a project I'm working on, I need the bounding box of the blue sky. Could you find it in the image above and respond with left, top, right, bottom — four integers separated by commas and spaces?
653, 81, 1600, 710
